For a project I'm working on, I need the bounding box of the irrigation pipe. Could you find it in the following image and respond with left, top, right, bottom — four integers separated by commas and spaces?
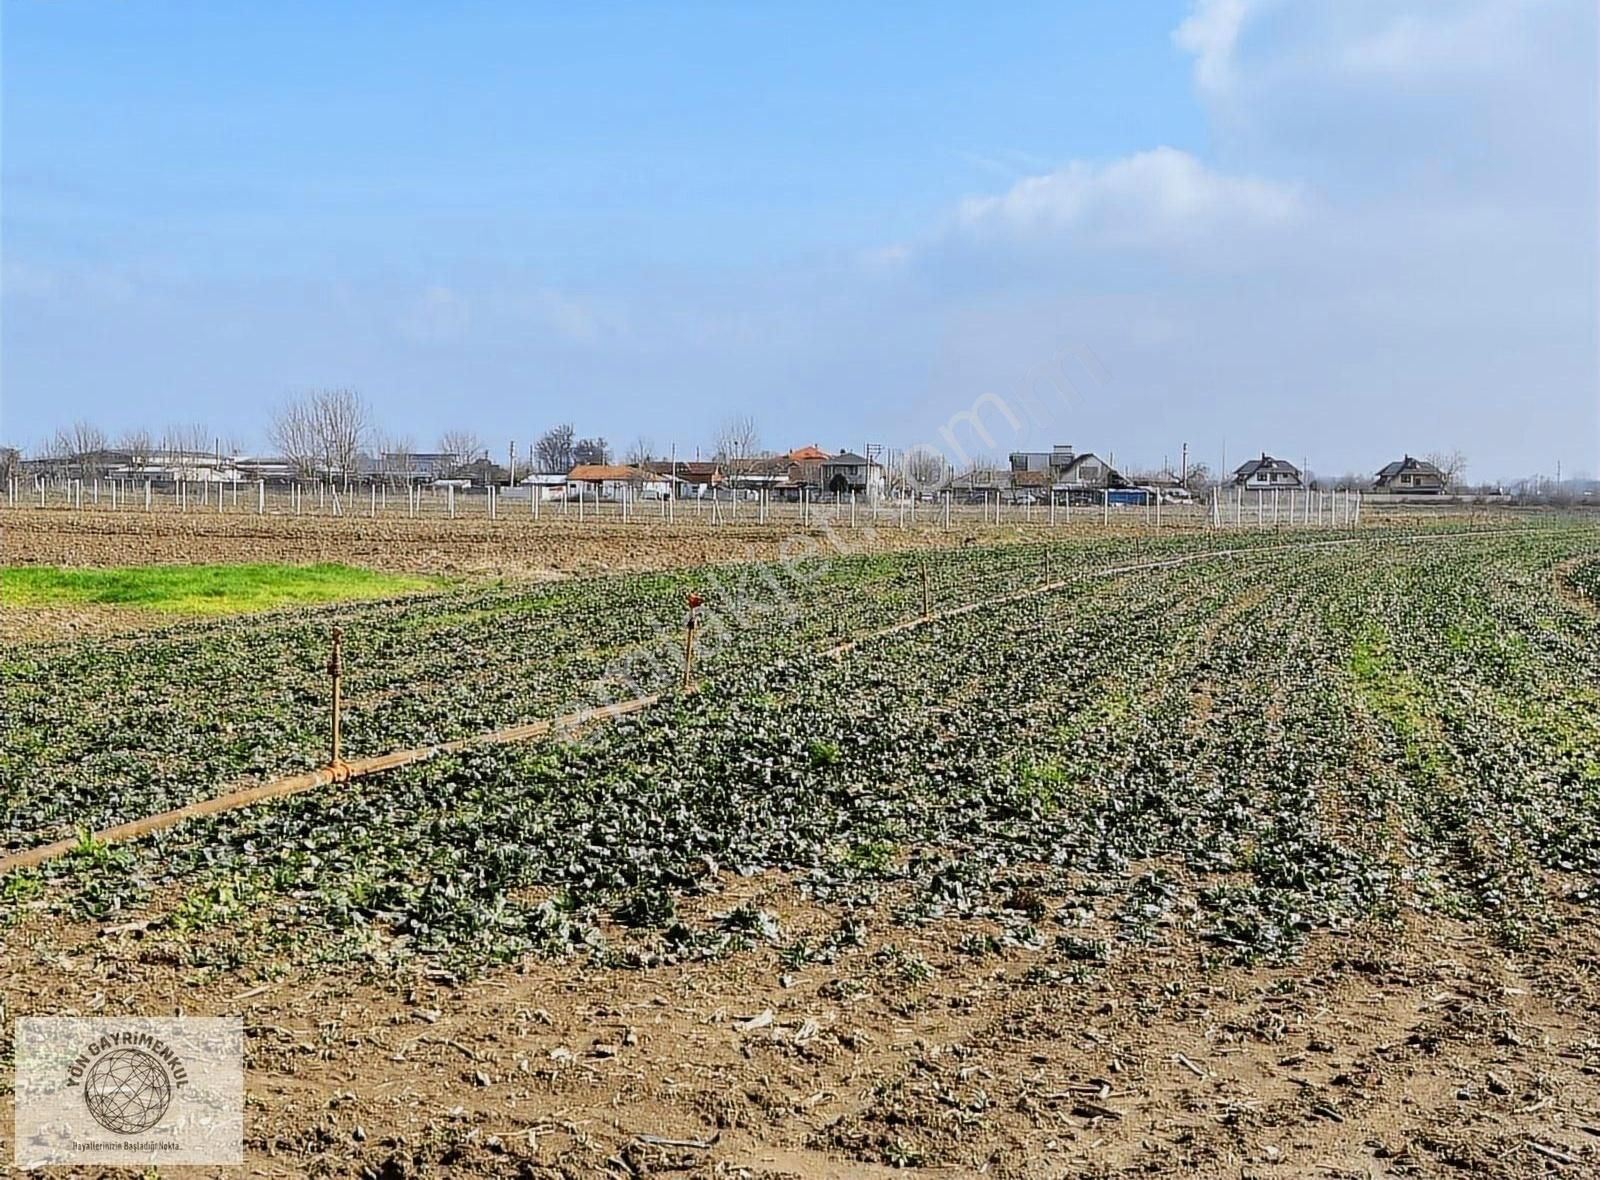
2, 525, 1586, 876
0, 695, 659, 875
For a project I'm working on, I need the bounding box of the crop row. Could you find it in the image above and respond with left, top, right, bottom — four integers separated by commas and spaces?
6, 527, 1597, 980
2, 522, 1402, 850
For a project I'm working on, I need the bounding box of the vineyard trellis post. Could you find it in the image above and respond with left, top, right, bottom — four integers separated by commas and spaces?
327, 626, 347, 774
682, 592, 703, 691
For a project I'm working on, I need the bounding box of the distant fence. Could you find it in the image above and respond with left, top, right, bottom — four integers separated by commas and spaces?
4, 473, 1371, 532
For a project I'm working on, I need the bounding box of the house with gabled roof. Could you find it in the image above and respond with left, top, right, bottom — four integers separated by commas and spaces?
1233, 453, 1302, 490
1374, 455, 1445, 494
567, 463, 679, 499
820, 450, 885, 498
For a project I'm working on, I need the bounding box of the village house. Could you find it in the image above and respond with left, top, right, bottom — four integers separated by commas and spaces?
1233, 453, 1303, 490
566, 463, 679, 500
820, 450, 886, 498
785, 444, 831, 493
641, 459, 723, 496
1373, 455, 1445, 494
1007, 445, 1121, 501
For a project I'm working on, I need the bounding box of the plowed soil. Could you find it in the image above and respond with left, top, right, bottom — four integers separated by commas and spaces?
4, 874, 1596, 1179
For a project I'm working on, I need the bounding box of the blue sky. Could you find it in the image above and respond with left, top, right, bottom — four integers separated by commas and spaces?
3, 1, 1595, 480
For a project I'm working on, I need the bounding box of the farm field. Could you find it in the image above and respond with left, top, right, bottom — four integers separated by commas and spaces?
0, 500, 1537, 644
3, 521, 1600, 1177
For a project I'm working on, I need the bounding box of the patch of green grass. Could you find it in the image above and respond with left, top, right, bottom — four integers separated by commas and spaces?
1, 563, 442, 615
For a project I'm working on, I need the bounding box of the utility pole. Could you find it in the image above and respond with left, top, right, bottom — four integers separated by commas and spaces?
1180, 441, 1188, 488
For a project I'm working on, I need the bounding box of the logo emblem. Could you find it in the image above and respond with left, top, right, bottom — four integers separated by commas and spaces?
81, 1046, 174, 1134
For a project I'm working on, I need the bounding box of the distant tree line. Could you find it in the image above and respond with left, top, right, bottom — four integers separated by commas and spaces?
13, 400, 1568, 502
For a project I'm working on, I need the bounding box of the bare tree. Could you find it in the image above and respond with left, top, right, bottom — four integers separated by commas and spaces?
377, 434, 416, 488
624, 435, 655, 467
316, 389, 372, 488
535, 424, 575, 473
712, 414, 761, 478
269, 390, 372, 484
51, 420, 108, 479
0, 445, 20, 485
266, 402, 316, 477
438, 429, 485, 479
117, 428, 154, 470
574, 436, 610, 466
902, 446, 947, 492
1424, 449, 1468, 490
1181, 461, 1212, 491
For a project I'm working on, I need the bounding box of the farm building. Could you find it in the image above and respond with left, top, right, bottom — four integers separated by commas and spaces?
566, 464, 679, 499
950, 465, 1008, 498
1374, 455, 1445, 493
380, 452, 463, 482
1233, 454, 1303, 490
519, 472, 572, 501
641, 460, 724, 495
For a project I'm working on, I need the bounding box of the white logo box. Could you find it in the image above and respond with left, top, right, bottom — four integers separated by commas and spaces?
14, 1016, 243, 1168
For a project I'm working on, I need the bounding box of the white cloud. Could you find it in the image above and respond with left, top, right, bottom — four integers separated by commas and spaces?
955, 147, 1299, 249
905, 1, 1595, 478
1338, 4, 1532, 83
1172, 0, 1256, 93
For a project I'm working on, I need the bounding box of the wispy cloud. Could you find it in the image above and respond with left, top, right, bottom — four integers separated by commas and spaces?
954, 147, 1300, 249
1172, 0, 1254, 93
